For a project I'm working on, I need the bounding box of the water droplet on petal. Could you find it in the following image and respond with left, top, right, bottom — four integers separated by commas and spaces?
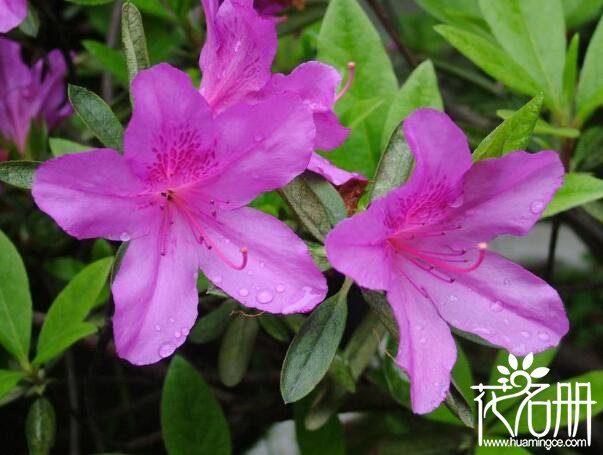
276, 284, 285, 293
416, 324, 424, 331
239, 288, 249, 297
538, 331, 550, 341
247, 270, 254, 276
174, 330, 181, 338
182, 327, 190, 336
520, 331, 531, 339
302, 286, 311, 292
154, 324, 161, 332
419, 337, 427, 345
490, 301, 503, 312
158, 342, 175, 358
254, 134, 263, 142
259, 261, 265, 268
213, 275, 223, 284
530, 200, 544, 214
449, 295, 458, 302
256, 290, 274, 304
120, 232, 131, 241
503, 279, 511, 287
450, 195, 464, 208
169, 318, 175, 324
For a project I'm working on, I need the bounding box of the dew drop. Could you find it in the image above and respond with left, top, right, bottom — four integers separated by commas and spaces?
503, 279, 511, 287
449, 294, 458, 302
503, 318, 510, 325
158, 342, 175, 358
213, 275, 223, 283
254, 134, 263, 142
259, 261, 265, 268
154, 324, 162, 332
247, 270, 254, 276
276, 284, 285, 293
520, 330, 531, 339
239, 288, 249, 297
174, 330, 181, 339
256, 290, 274, 304
538, 331, 550, 341
490, 301, 503, 312
302, 286, 311, 292
120, 232, 131, 241
419, 337, 427, 345
530, 200, 544, 214
181, 327, 190, 336
450, 195, 464, 208
169, 318, 175, 324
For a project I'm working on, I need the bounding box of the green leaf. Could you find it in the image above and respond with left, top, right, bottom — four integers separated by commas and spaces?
189, 300, 237, 344
0, 230, 32, 366
258, 314, 290, 343
82, 40, 129, 85
68, 84, 124, 151
576, 15, 603, 123
279, 172, 346, 242
563, 0, 603, 29
381, 60, 443, 150
328, 354, 356, 393
563, 34, 580, 107
294, 400, 345, 455
0, 370, 23, 401
122, 2, 151, 84
281, 281, 350, 403
478, 0, 565, 112
162, 356, 231, 455
26, 398, 56, 455
475, 442, 531, 455
495, 109, 579, 139
543, 173, 603, 217
48, 138, 90, 157
452, 344, 475, 413
0, 161, 40, 189
370, 125, 413, 202
218, 313, 259, 387
435, 25, 541, 101
361, 289, 398, 337
495, 370, 603, 434
34, 258, 113, 366
572, 127, 603, 171
317, 0, 398, 176
19, 6, 39, 38
473, 94, 543, 160
414, 0, 485, 32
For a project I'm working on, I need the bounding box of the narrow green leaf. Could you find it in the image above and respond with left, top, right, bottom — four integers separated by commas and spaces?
258, 314, 290, 343
281, 281, 350, 403
473, 94, 543, 160
435, 25, 541, 102
279, 172, 346, 242
563, 0, 603, 29
218, 313, 259, 387
381, 60, 444, 150
414, 0, 486, 32
189, 300, 237, 344
328, 355, 356, 393
370, 125, 413, 202
34, 257, 113, 366
360, 289, 398, 337
495, 108, 579, 138
317, 0, 398, 176
83, 40, 129, 85
161, 356, 231, 455
563, 34, 580, 107
543, 172, 603, 217
572, 127, 603, 171
576, 14, 603, 123
478, 0, 565, 112
0, 230, 32, 366
0, 161, 40, 189
68, 84, 124, 151
452, 344, 475, 413
19, 6, 39, 38
26, 398, 56, 455
0, 370, 23, 401
48, 138, 90, 157
122, 2, 151, 84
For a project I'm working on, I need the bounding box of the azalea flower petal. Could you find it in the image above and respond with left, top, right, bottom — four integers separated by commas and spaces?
387, 279, 456, 414
314, 111, 350, 151
408, 251, 569, 356
308, 153, 367, 187
325, 198, 391, 290
454, 150, 564, 240
204, 94, 315, 206
31, 50, 72, 129
32, 149, 153, 241
403, 108, 472, 190
124, 63, 216, 186
0, 0, 27, 33
199, 0, 276, 111
198, 207, 327, 314
112, 217, 200, 365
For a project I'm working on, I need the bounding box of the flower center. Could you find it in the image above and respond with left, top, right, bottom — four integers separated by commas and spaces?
158, 190, 248, 270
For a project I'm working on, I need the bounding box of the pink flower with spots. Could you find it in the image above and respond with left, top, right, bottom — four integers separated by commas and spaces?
0, 38, 71, 157
0, 0, 26, 33
199, 0, 365, 187
325, 109, 569, 413
33, 64, 327, 365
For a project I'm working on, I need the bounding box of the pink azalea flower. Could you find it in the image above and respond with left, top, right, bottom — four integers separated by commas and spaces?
0, 38, 71, 155
0, 0, 26, 33
199, 0, 366, 187
33, 64, 327, 365
325, 109, 569, 414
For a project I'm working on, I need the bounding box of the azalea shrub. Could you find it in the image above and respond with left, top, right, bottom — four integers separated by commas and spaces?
0, 0, 602, 454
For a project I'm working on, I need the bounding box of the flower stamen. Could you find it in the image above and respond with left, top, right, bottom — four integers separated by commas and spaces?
335, 62, 356, 102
